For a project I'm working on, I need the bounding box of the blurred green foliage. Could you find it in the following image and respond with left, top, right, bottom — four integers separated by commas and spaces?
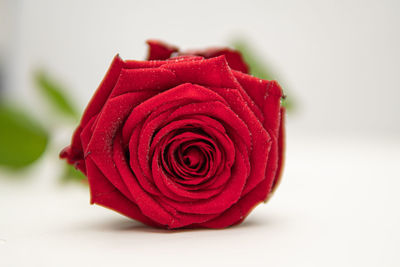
232, 39, 295, 111
0, 69, 84, 183
34, 71, 79, 120
62, 163, 86, 183
34, 70, 84, 182
35, 70, 85, 182
0, 103, 48, 169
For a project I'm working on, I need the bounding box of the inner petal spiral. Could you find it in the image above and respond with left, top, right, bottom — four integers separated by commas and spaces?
163, 132, 216, 184
182, 146, 203, 168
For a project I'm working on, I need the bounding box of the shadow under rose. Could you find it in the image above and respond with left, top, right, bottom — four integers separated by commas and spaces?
78, 213, 281, 234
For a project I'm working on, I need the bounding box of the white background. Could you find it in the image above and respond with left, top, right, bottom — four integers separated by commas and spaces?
2, 0, 400, 135
1, 0, 400, 266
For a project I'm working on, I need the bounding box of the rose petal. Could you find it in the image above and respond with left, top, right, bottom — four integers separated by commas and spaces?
129, 125, 161, 196
194, 177, 270, 228
146, 116, 235, 190
125, 56, 202, 69
87, 93, 156, 200
162, 56, 238, 88
109, 68, 178, 97
158, 148, 248, 214
211, 87, 271, 195
163, 134, 214, 180
183, 47, 249, 73
61, 55, 124, 165
151, 152, 223, 201
259, 82, 283, 199
123, 84, 229, 199
161, 101, 251, 192
233, 71, 284, 199
81, 55, 125, 125
112, 134, 175, 226
163, 57, 264, 123
122, 83, 228, 144
142, 118, 232, 182
114, 134, 219, 228
269, 107, 286, 195
146, 40, 178, 60
146, 40, 249, 74
232, 70, 282, 115
149, 101, 251, 214
153, 197, 219, 228
165, 101, 252, 149
69, 115, 98, 174
85, 156, 159, 227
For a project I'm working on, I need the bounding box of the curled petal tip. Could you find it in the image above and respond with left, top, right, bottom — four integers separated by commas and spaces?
59, 147, 70, 159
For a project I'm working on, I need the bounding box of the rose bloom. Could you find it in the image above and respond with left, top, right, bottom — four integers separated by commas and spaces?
61, 40, 285, 229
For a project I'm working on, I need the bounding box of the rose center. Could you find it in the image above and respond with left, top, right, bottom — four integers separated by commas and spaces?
158, 126, 224, 188
173, 141, 209, 177
182, 146, 202, 168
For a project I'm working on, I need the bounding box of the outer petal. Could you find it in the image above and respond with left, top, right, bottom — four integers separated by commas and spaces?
166, 57, 264, 123
233, 71, 283, 199
183, 47, 249, 73
146, 40, 178, 60
85, 157, 158, 227
87, 93, 155, 201
60, 55, 124, 165
112, 134, 175, 226
194, 177, 270, 228
125, 56, 202, 69
259, 82, 283, 199
109, 68, 178, 97
269, 107, 286, 195
61, 55, 182, 167
81, 55, 125, 126
232, 70, 282, 116
162, 56, 239, 88
146, 39, 249, 73
211, 87, 271, 196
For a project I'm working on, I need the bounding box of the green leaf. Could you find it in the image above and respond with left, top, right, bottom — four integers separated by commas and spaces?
34, 70, 79, 120
0, 104, 48, 169
61, 163, 86, 183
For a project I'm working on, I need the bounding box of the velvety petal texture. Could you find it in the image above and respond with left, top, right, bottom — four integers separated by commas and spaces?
61, 40, 285, 229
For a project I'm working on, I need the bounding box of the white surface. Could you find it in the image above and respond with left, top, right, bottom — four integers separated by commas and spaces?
1, 132, 400, 267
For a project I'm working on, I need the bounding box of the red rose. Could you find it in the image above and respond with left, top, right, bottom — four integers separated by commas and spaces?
61, 40, 285, 229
